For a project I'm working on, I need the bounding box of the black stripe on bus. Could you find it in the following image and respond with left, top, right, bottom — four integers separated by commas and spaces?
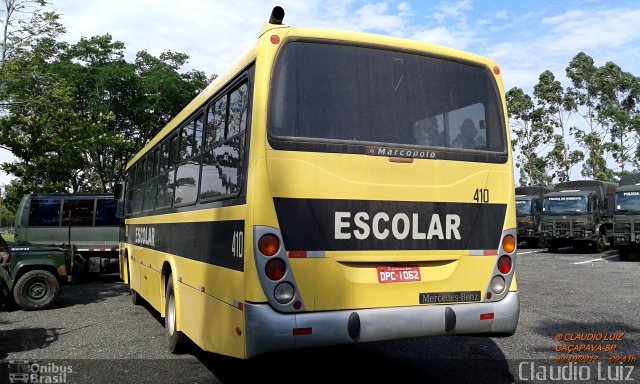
273, 198, 507, 251
127, 221, 244, 272
267, 139, 508, 164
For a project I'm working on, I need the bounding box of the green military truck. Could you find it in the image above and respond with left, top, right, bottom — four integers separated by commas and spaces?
0, 234, 75, 310
539, 180, 618, 253
613, 173, 640, 261
515, 186, 553, 248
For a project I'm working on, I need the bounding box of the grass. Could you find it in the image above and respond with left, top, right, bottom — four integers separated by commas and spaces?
1, 233, 14, 243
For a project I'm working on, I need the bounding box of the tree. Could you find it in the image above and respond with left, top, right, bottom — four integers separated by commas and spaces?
533, 70, 583, 182
506, 87, 553, 186
1, 0, 64, 68
565, 52, 615, 181
0, 30, 214, 196
594, 62, 640, 176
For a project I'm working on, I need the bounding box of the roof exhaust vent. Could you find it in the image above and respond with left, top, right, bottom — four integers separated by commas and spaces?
269, 6, 285, 25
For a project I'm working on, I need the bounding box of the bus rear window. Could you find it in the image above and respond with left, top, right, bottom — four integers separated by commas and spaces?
269, 41, 505, 154
29, 199, 61, 227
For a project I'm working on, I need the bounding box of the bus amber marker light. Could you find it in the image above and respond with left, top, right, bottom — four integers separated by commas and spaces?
258, 234, 279, 256
501, 234, 516, 253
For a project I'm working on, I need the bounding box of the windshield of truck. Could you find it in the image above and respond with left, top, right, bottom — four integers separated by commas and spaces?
616, 191, 640, 213
516, 200, 532, 216
543, 196, 588, 214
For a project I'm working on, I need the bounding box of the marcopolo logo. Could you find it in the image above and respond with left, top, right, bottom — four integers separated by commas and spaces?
368, 146, 437, 159
8, 361, 73, 383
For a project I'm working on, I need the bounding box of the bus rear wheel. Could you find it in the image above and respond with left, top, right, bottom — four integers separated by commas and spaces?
165, 274, 184, 353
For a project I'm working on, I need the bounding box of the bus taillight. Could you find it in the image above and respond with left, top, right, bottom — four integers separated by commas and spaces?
265, 258, 286, 280
258, 234, 280, 256
501, 234, 516, 253
497, 255, 512, 274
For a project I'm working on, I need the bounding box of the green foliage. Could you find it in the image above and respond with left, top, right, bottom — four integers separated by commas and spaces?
0, 3, 214, 198
507, 87, 553, 186
533, 70, 583, 183
566, 52, 614, 180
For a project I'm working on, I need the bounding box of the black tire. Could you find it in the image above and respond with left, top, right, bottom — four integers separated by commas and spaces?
548, 243, 558, 253
131, 289, 140, 305
525, 239, 537, 249
165, 274, 184, 353
619, 249, 630, 261
594, 233, 607, 253
13, 270, 60, 310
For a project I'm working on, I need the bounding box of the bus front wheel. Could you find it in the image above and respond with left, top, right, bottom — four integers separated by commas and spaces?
165, 274, 184, 353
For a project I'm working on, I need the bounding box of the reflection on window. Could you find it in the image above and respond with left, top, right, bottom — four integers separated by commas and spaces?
180, 121, 194, 162
62, 199, 94, 226
156, 172, 175, 208
228, 84, 248, 137
29, 199, 61, 227
270, 42, 504, 153
194, 114, 205, 157
200, 137, 243, 200
174, 160, 200, 205
206, 98, 227, 148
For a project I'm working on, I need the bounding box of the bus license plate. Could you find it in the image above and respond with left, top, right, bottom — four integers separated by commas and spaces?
377, 266, 421, 283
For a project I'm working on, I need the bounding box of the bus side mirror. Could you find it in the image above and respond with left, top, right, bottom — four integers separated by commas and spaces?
113, 183, 124, 200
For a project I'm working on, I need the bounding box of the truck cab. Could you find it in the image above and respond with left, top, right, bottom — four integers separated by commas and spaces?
515, 186, 551, 248
0, 235, 74, 310
613, 174, 640, 261
539, 180, 617, 253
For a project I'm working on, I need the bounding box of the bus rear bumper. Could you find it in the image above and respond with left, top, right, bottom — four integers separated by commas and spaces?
244, 291, 519, 358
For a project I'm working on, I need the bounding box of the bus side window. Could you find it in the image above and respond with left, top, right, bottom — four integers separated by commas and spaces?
29, 199, 61, 227
175, 115, 203, 206
156, 138, 172, 209
143, 148, 159, 212
126, 168, 135, 215
200, 83, 248, 201
96, 199, 118, 226
62, 199, 94, 226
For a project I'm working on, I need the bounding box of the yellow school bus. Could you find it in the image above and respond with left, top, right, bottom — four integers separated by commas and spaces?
118, 6, 519, 358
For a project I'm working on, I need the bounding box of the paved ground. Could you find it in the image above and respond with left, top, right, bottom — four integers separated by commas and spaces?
1, 248, 639, 383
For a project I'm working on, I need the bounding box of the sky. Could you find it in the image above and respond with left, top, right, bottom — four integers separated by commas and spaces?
1, 0, 640, 188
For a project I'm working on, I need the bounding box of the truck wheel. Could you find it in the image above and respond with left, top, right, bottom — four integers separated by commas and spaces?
165, 274, 184, 353
525, 239, 538, 249
594, 233, 607, 253
13, 270, 60, 310
619, 249, 630, 261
